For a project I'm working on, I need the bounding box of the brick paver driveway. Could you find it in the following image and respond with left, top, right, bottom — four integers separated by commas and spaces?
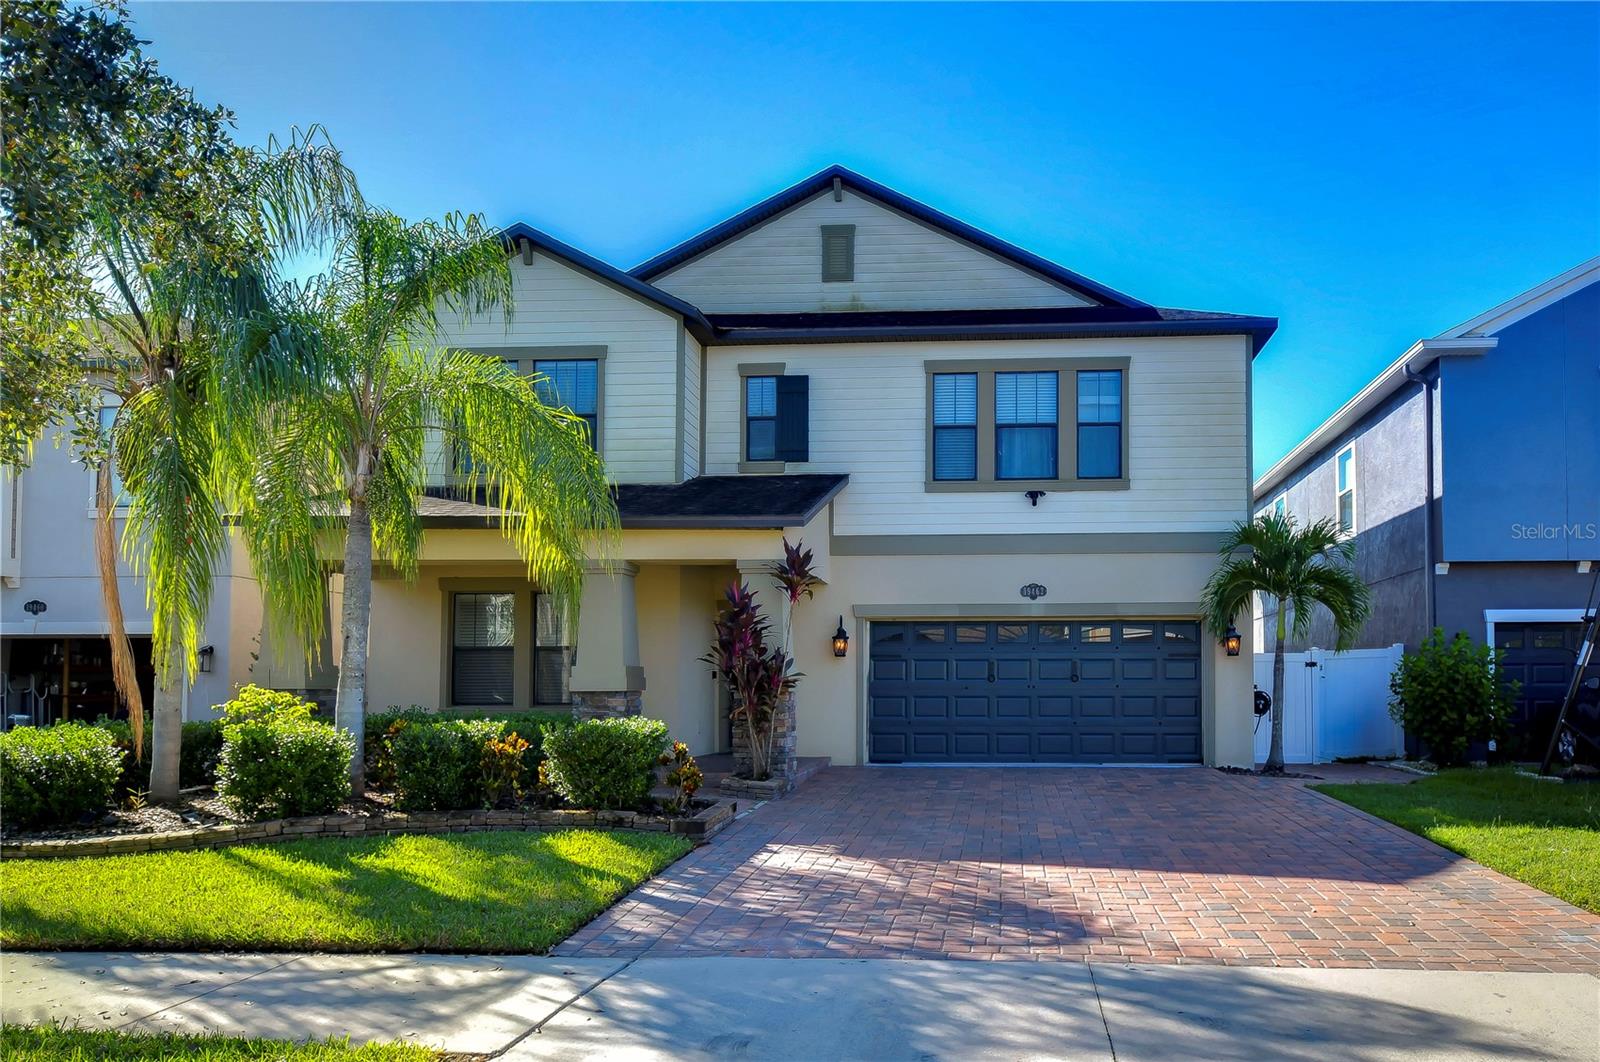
557, 768, 1600, 971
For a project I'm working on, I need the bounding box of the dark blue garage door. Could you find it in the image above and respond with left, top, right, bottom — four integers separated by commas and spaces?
868, 620, 1203, 763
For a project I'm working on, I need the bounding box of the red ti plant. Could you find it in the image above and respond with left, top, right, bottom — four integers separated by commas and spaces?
769, 537, 821, 658
703, 581, 797, 781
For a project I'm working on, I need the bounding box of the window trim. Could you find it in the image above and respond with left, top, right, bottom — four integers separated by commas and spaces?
738, 362, 787, 473
930, 371, 979, 482
1335, 443, 1357, 537
438, 579, 574, 710
923, 357, 1130, 492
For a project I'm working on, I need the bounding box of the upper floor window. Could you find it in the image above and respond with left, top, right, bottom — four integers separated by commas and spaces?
931, 373, 978, 481
534, 358, 600, 444
745, 375, 778, 461
1272, 495, 1287, 521
1075, 370, 1122, 479
820, 224, 855, 282
1336, 445, 1356, 534
740, 365, 809, 469
995, 371, 1058, 480
924, 358, 1128, 491
90, 400, 128, 506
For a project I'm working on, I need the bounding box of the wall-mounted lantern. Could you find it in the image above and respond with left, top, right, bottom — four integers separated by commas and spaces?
197, 645, 215, 673
831, 617, 850, 658
1223, 625, 1242, 657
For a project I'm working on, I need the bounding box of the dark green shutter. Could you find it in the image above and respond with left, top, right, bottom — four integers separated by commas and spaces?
775, 375, 810, 462
821, 225, 855, 282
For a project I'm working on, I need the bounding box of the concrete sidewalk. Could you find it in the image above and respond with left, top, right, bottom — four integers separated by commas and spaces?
4, 952, 1596, 1061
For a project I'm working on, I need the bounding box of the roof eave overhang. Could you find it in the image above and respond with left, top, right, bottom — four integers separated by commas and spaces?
1253, 336, 1497, 501
708, 318, 1279, 352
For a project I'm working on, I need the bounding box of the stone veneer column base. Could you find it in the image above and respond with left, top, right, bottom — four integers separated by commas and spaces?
571, 691, 643, 721
730, 692, 798, 794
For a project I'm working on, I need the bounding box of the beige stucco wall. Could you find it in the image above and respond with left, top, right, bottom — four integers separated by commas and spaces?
635, 562, 730, 756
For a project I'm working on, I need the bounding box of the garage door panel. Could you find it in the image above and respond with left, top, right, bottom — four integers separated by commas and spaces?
868, 619, 1202, 764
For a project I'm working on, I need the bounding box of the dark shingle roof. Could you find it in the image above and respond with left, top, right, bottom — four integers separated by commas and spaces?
419, 474, 849, 530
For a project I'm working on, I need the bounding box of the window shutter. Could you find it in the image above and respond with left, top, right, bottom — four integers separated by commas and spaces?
775, 375, 810, 462
820, 225, 854, 282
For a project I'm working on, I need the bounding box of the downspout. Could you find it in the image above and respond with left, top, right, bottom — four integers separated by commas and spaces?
1403, 365, 1437, 634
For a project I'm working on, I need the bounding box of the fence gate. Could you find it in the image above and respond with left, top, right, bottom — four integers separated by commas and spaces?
1253, 645, 1405, 764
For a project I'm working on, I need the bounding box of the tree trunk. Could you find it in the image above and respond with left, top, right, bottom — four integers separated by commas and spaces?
148, 640, 184, 802
94, 460, 144, 756
335, 495, 374, 792
1268, 610, 1287, 773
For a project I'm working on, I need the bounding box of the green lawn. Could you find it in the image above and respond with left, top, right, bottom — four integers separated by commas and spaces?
1314, 767, 1600, 914
1, 1026, 437, 1061
0, 830, 690, 952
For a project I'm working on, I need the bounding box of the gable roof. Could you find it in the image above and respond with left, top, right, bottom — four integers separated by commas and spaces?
1252, 257, 1600, 502
627, 165, 1151, 310
499, 221, 715, 343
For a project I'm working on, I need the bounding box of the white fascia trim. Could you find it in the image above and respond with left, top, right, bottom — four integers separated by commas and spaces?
1483, 608, 1590, 649
1442, 256, 1600, 339
1253, 336, 1495, 501
0, 620, 155, 637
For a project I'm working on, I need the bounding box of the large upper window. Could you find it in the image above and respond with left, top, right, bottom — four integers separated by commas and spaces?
924, 359, 1128, 491
931, 373, 978, 481
1076, 370, 1123, 479
92, 400, 128, 505
534, 359, 599, 444
452, 592, 516, 706
740, 367, 809, 468
995, 371, 1058, 480
1336, 445, 1356, 534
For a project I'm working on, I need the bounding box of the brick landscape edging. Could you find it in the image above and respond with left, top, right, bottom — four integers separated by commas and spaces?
0, 798, 737, 861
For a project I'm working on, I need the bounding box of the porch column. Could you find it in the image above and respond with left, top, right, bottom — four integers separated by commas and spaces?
570, 562, 645, 720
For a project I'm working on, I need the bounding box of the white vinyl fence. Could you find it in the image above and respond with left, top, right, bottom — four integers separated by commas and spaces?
1253, 644, 1406, 764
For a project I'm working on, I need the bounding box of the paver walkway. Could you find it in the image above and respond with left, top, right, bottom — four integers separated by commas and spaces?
555, 767, 1600, 971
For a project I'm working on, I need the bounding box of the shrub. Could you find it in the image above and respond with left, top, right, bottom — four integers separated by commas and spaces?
541, 717, 669, 810
658, 741, 704, 815
0, 723, 125, 828
482, 731, 531, 807
215, 686, 352, 820
1389, 628, 1514, 767
93, 717, 224, 792
365, 707, 574, 791
389, 718, 503, 811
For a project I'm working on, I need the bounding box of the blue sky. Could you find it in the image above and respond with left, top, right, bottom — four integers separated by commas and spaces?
130, 2, 1598, 476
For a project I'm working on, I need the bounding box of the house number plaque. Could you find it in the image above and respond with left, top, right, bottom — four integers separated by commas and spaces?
1019, 583, 1047, 600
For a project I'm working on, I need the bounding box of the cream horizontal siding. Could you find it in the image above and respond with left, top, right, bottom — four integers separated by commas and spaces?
428, 251, 684, 484
704, 336, 1250, 535
652, 190, 1095, 313
681, 331, 702, 479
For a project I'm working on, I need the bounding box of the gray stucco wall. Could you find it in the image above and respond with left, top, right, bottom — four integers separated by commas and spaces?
1436, 562, 1600, 642
1440, 283, 1600, 563
1256, 384, 1431, 653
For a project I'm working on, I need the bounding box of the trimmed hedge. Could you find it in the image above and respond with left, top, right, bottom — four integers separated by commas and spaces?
215, 687, 353, 820
365, 707, 573, 791
541, 717, 669, 810
389, 718, 504, 811
1, 723, 126, 827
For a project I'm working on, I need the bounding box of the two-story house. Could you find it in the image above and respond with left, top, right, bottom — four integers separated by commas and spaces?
361, 166, 1273, 768
2, 165, 1275, 769
1253, 258, 1600, 758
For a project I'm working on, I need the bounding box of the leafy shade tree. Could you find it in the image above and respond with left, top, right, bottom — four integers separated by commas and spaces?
229, 207, 618, 791
1201, 512, 1373, 773
81, 133, 353, 798
1, 0, 249, 465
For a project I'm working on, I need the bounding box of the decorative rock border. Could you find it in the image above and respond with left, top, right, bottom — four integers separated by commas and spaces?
0, 798, 736, 861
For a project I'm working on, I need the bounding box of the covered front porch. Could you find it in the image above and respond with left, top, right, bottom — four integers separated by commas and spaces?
361, 475, 847, 759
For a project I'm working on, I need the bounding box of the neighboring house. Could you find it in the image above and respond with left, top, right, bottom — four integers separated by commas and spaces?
0, 437, 334, 727
1253, 258, 1600, 756
3, 165, 1276, 769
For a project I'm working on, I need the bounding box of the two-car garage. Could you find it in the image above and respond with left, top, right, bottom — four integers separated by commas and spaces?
868, 619, 1204, 763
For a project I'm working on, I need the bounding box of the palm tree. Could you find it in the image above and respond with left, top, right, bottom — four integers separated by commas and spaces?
229, 206, 618, 791
80, 131, 352, 800
1201, 512, 1372, 773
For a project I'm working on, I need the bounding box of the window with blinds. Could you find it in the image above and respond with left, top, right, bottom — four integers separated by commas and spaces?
931, 373, 977, 480
534, 359, 600, 444
995, 371, 1059, 480
534, 594, 572, 707
452, 593, 515, 706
